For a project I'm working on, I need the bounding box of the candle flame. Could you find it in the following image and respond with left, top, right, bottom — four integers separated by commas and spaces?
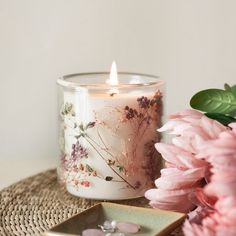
107, 61, 119, 85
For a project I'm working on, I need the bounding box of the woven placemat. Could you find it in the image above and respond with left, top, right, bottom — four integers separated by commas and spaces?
0, 169, 183, 236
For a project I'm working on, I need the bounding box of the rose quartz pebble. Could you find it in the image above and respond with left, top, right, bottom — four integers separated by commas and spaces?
82, 229, 105, 236
116, 222, 140, 233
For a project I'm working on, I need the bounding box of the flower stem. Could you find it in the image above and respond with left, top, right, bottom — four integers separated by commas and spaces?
85, 137, 136, 189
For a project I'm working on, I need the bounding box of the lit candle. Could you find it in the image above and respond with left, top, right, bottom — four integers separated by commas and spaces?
57, 63, 164, 200
106, 61, 119, 95
107, 61, 119, 85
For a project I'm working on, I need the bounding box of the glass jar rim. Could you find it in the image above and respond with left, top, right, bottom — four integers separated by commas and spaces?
57, 72, 163, 90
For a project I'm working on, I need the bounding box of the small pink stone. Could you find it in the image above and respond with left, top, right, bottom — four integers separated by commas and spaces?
116, 222, 141, 234
82, 229, 105, 236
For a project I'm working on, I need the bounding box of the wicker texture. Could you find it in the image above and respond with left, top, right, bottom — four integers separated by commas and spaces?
0, 169, 183, 236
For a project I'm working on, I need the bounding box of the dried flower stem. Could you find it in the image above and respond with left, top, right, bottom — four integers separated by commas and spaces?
96, 128, 123, 166
84, 137, 136, 189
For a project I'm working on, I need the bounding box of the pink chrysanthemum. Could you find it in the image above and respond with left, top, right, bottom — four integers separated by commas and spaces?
145, 109, 226, 213
183, 122, 236, 236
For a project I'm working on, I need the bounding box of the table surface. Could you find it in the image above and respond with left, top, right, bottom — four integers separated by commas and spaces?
0, 168, 184, 236
0, 157, 57, 190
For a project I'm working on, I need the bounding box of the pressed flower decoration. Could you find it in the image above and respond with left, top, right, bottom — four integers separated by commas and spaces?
59, 91, 163, 191
145, 83, 236, 236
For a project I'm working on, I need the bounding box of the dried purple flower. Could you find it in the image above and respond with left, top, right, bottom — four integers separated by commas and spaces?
151, 90, 162, 106
142, 140, 161, 182
137, 96, 151, 109
71, 141, 88, 160
124, 106, 138, 120
145, 115, 152, 125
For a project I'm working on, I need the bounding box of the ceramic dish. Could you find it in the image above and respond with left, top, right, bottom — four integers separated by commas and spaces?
44, 202, 186, 236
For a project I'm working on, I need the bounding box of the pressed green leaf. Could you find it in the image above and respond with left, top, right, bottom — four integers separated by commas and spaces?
79, 123, 84, 131
190, 89, 236, 114
75, 134, 82, 139
86, 164, 94, 173
62, 102, 76, 116
205, 113, 236, 126
117, 165, 124, 172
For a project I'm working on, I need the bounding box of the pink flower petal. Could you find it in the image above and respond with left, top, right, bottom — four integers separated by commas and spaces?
205, 182, 236, 197
146, 109, 236, 234
169, 109, 203, 119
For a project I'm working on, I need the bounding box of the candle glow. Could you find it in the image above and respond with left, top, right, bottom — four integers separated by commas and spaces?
107, 61, 119, 95
107, 61, 118, 85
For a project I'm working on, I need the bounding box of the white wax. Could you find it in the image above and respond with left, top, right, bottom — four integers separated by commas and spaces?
60, 88, 161, 200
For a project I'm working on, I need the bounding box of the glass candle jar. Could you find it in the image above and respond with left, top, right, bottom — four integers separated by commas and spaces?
57, 72, 164, 200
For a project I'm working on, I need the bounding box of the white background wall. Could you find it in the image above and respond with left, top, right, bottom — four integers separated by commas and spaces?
0, 0, 236, 183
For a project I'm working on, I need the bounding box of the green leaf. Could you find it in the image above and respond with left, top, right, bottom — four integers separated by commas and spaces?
117, 165, 124, 172
229, 85, 236, 116
86, 164, 94, 173
190, 89, 236, 114
224, 83, 236, 97
231, 85, 236, 97
224, 83, 231, 91
61, 102, 75, 116
205, 113, 236, 126
224, 85, 236, 116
